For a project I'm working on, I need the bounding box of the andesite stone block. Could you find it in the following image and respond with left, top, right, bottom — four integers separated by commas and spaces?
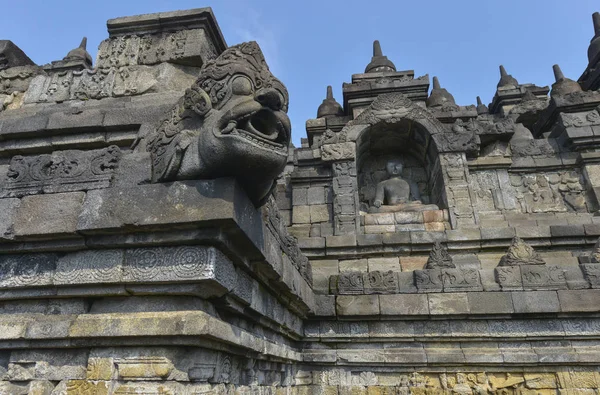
468, 292, 514, 314
428, 293, 469, 315
511, 291, 560, 313
14, 191, 85, 237
0, 198, 20, 240
379, 294, 429, 315
558, 289, 600, 312
336, 295, 380, 316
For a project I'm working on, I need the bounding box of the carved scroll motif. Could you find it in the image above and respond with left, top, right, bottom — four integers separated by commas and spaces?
2, 146, 121, 197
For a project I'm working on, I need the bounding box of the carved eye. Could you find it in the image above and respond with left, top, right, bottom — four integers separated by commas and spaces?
231, 75, 253, 96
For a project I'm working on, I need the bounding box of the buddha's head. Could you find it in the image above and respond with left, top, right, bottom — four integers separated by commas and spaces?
386, 159, 403, 177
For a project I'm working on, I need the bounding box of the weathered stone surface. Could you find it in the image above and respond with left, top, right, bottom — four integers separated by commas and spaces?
336, 295, 380, 315
499, 237, 545, 266
428, 293, 469, 315
1, 7, 600, 393
77, 179, 257, 233
1, 146, 121, 197
143, 41, 291, 206
468, 291, 514, 314
379, 294, 429, 315
0, 198, 20, 240
14, 191, 85, 237
425, 241, 454, 269
321, 142, 356, 162
511, 291, 560, 313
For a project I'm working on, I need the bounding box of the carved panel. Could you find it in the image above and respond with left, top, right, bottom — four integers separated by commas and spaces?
441, 268, 482, 292
55, 250, 124, 285
123, 246, 222, 283
337, 272, 364, 294
0, 65, 42, 95
414, 269, 443, 292
263, 197, 312, 285
332, 161, 358, 234
0, 254, 57, 288
581, 264, 600, 288
509, 171, 589, 213
321, 142, 356, 162
363, 270, 398, 294
23, 65, 182, 104
495, 266, 522, 290
440, 153, 476, 227
1, 146, 121, 197
521, 265, 567, 290
96, 29, 216, 68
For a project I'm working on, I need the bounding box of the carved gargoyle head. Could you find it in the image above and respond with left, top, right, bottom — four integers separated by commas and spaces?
146, 41, 291, 206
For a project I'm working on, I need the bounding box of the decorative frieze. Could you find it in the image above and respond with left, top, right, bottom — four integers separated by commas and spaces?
1, 146, 121, 197
23, 63, 196, 104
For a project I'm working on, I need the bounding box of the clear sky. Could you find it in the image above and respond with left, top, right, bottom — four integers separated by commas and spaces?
2, 0, 598, 146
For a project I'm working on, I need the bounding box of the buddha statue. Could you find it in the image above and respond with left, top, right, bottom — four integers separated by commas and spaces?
369, 159, 439, 213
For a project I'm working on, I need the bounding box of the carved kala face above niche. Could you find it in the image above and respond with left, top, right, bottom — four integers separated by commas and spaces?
143, 41, 291, 206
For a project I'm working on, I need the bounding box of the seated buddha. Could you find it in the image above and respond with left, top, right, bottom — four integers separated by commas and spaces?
369, 159, 439, 213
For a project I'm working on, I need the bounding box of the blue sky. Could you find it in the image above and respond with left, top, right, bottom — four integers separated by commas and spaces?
2, 0, 598, 146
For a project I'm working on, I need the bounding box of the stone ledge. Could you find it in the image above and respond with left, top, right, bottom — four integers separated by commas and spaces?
300, 225, 600, 257
106, 8, 227, 54
0, 310, 302, 361
306, 317, 600, 340
329, 264, 592, 297
329, 288, 600, 317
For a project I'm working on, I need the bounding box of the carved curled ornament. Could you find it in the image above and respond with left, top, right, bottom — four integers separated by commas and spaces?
590, 237, 600, 263
509, 171, 587, 213
143, 41, 291, 206
2, 145, 121, 197
25, 65, 174, 104
337, 93, 443, 141
499, 237, 545, 266
263, 196, 312, 285
337, 93, 481, 155
96, 30, 197, 68
123, 246, 216, 282
425, 241, 455, 269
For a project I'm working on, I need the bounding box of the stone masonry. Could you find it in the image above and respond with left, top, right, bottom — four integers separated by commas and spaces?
0, 7, 599, 395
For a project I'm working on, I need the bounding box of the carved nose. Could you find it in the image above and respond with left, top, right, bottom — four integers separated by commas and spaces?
255, 88, 282, 111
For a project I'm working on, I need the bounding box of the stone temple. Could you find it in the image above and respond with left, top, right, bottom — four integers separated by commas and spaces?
1, 6, 600, 394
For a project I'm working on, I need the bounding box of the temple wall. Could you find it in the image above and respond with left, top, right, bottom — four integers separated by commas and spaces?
0, 6, 600, 395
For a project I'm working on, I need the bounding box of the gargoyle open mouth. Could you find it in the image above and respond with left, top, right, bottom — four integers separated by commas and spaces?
217, 104, 290, 154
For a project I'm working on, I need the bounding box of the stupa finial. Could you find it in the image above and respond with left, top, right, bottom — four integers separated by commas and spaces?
553, 64, 565, 82
364, 40, 396, 73
497, 65, 519, 88
317, 85, 344, 118
373, 40, 383, 57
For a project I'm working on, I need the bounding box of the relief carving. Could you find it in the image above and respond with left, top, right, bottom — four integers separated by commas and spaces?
425, 241, 454, 269
499, 237, 545, 266
2, 146, 121, 197
263, 197, 312, 284
509, 171, 588, 213
363, 270, 398, 294
141, 41, 291, 206
332, 161, 358, 233
337, 272, 364, 294
321, 142, 355, 162
123, 246, 219, 283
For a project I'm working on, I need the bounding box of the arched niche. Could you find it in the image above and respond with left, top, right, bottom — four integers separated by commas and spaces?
355, 118, 443, 210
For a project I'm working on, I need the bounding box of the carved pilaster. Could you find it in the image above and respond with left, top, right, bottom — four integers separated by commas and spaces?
332, 161, 359, 235
438, 152, 477, 228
